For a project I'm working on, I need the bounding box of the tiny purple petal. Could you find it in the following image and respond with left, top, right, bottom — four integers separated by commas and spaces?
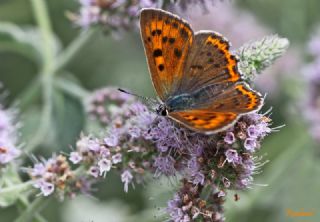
98, 158, 112, 175
88, 166, 99, 178
192, 172, 205, 185
121, 170, 133, 193
224, 132, 236, 144
112, 153, 122, 164
69, 152, 82, 164
244, 138, 257, 151
225, 149, 239, 164
104, 133, 119, 147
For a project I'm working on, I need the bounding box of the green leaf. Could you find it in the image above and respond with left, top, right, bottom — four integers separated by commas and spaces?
0, 22, 61, 66
0, 165, 32, 207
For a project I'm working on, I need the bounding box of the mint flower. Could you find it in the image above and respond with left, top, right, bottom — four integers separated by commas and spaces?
26, 154, 95, 198
236, 35, 289, 81
0, 96, 20, 167
302, 28, 320, 142
72, 0, 158, 35
166, 179, 225, 222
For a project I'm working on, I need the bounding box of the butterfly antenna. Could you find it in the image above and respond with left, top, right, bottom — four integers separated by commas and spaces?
118, 88, 158, 109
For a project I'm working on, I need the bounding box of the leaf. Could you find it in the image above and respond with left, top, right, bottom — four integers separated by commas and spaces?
0, 22, 61, 66
0, 165, 32, 207
51, 88, 85, 151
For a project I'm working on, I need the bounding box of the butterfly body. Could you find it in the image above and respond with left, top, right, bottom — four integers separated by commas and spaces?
165, 94, 196, 112
140, 8, 263, 134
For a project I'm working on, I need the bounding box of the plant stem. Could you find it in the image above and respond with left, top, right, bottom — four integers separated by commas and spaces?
14, 196, 51, 222
26, 0, 55, 152
55, 77, 90, 100
54, 29, 96, 73
0, 181, 33, 195
30, 0, 55, 74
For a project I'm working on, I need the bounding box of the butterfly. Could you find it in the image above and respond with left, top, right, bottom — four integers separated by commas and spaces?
139, 8, 263, 134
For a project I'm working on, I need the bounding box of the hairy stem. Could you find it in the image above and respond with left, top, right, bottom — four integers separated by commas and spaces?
54, 29, 96, 73
14, 197, 51, 222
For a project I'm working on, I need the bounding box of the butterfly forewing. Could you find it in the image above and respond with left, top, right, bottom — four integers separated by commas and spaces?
176, 31, 241, 94
140, 9, 193, 101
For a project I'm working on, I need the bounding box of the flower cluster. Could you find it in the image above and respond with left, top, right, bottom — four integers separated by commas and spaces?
26, 154, 94, 198
73, 0, 158, 34
302, 29, 320, 142
86, 87, 133, 125
0, 99, 20, 167
166, 179, 225, 222
236, 35, 290, 81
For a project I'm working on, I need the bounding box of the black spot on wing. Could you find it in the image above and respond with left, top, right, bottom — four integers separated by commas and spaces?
174, 48, 182, 58
153, 49, 163, 57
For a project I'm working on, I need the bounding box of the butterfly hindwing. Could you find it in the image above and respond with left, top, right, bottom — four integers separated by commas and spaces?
140, 9, 193, 100
169, 110, 238, 134
176, 31, 241, 94
169, 82, 263, 133
189, 82, 263, 113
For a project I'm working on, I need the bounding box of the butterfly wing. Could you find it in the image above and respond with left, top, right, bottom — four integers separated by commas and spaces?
175, 31, 241, 94
169, 82, 263, 133
140, 9, 193, 101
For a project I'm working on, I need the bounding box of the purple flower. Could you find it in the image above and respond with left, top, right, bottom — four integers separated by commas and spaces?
77, 7, 100, 28
222, 177, 231, 188
88, 139, 101, 152
112, 153, 122, 164
88, 166, 99, 178
224, 131, 236, 144
244, 138, 257, 151
247, 125, 259, 138
69, 152, 82, 164
128, 126, 141, 138
76, 136, 91, 152
0, 105, 20, 165
121, 170, 133, 193
98, 158, 112, 176
217, 190, 226, 197
309, 34, 320, 56
30, 163, 46, 177
187, 157, 199, 173
153, 156, 176, 176
192, 172, 205, 185
225, 149, 239, 164
34, 179, 55, 196
104, 133, 119, 147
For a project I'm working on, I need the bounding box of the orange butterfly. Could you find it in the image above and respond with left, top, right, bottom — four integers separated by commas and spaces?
139, 8, 263, 134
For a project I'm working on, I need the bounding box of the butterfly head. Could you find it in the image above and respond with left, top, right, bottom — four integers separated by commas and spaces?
156, 104, 168, 116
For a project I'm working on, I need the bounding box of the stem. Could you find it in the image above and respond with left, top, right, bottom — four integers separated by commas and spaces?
54, 29, 95, 73
30, 0, 55, 74
14, 197, 51, 222
17, 196, 48, 222
54, 77, 90, 100
27, 0, 55, 152
0, 181, 33, 195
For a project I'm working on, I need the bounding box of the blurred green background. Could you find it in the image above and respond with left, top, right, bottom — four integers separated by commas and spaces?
0, 0, 319, 221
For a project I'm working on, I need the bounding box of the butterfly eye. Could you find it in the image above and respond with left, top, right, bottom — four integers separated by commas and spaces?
160, 109, 168, 116
156, 105, 168, 116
